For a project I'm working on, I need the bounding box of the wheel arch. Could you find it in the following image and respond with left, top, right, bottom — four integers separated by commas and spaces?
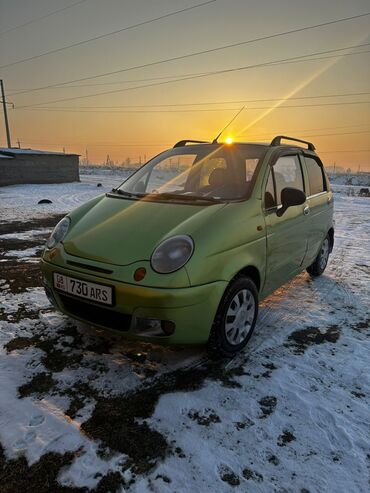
328, 227, 334, 253
233, 265, 261, 293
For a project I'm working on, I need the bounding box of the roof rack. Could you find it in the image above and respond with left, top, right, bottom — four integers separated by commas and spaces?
270, 135, 316, 151
173, 139, 210, 148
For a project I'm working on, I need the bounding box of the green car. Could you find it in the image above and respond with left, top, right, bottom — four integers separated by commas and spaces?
41, 135, 334, 356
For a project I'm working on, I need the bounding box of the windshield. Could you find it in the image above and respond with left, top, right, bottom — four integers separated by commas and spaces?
116, 144, 267, 203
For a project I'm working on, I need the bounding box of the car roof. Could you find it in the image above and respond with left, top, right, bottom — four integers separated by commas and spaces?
173, 136, 317, 154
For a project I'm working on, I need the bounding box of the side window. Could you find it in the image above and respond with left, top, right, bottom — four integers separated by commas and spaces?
273, 155, 304, 205
264, 170, 276, 209
305, 156, 327, 195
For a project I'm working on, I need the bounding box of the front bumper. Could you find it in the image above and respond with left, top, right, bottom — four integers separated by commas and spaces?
41, 258, 227, 345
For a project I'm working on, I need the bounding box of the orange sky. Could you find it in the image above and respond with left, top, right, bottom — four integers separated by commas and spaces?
0, 0, 369, 170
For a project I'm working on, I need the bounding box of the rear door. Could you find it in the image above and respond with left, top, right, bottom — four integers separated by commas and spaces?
263, 153, 310, 294
302, 154, 333, 264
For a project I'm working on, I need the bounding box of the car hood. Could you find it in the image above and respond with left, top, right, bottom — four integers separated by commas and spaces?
63, 195, 225, 265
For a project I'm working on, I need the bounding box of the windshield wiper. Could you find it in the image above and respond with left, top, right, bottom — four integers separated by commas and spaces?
150, 192, 222, 203
110, 188, 145, 198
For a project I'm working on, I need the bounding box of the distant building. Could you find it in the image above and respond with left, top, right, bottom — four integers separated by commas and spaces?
0, 148, 80, 186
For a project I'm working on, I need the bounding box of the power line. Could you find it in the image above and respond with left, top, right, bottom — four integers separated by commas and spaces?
0, 0, 90, 36
15, 44, 370, 108
17, 125, 370, 148
295, 130, 370, 138
20, 101, 370, 113
0, 1, 217, 69
238, 123, 370, 138
8, 12, 370, 94
8, 72, 214, 93
20, 91, 370, 109
246, 130, 370, 139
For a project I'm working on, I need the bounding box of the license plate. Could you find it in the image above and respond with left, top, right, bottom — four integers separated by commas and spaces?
53, 273, 113, 306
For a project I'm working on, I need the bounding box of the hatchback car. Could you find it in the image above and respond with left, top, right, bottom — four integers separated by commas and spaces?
41, 135, 334, 356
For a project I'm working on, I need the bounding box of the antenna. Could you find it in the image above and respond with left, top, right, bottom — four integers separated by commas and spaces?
212, 106, 245, 144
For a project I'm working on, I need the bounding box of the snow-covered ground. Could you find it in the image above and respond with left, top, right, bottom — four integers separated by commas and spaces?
0, 171, 369, 492
0, 168, 132, 222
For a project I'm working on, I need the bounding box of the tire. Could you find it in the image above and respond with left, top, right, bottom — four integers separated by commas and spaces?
208, 276, 258, 358
306, 234, 330, 277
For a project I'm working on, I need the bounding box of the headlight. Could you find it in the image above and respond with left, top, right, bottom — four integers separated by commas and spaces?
151, 235, 194, 273
46, 217, 71, 249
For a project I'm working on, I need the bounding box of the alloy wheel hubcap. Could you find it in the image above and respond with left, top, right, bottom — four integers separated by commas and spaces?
319, 238, 330, 270
225, 289, 255, 345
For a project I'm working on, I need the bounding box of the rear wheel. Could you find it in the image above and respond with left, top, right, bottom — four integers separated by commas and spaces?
307, 234, 330, 277
208, 277, 258, 358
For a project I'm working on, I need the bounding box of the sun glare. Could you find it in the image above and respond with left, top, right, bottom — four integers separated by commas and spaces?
225, 137, 233, 144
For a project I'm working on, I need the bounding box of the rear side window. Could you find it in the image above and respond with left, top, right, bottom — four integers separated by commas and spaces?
273, 155, 304, 205
305, 156, 327, 195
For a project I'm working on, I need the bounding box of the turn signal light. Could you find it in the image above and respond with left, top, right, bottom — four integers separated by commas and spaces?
134, 267, 146, 282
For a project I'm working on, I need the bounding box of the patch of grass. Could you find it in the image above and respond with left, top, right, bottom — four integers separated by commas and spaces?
81, 360, 250, 474
0, 238, 47, 253
258, 396, 277, 418
94, 472, 123, 493
7, 332, 83, 374
351, 318, 370, 332
0, 215, 64, 293
242, 467, 263, 482
267, 454, 279, 466
0, 305, 41, 323
82, 392, 169, 474
220, 471, 240, 486
287, 325, 340, 353
0, 260, 44, 293
18, 372, 57, 398
0, 215, 64, 235
63, 382, 101, 419
278, 429, 296, 447
40, 349, 83, 373
0, 443, 124, 493
5, 335, 39, 352
188, 408, 221, 426
0, 444, 85, 493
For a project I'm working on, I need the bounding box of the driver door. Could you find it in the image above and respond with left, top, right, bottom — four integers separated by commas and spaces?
263, 154, 310, 294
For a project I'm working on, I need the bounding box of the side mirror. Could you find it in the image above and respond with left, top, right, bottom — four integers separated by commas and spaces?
276, 187, 306, 217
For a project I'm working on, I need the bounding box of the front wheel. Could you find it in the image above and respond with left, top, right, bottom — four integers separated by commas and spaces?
208, 277, 258, 358
306, 234, 330, 277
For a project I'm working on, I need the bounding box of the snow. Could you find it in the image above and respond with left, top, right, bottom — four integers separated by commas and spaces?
4, 246, 41, 258
0, 169, 369, 492
329, 173, 370, 187
0, 168, 132, 222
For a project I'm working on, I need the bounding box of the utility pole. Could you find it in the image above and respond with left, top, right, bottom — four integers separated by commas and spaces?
0, 79, 12, 148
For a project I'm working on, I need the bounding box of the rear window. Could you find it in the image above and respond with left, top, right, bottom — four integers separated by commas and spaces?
305, 156, 327, 195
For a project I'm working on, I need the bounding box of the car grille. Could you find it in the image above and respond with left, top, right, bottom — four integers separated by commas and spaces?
59, 294, 131, 332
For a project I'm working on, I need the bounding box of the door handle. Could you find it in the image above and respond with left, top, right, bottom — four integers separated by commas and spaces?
303, 205, 310, 216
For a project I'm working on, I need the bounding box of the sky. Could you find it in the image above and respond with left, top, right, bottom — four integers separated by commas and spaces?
0, 0, 369, 169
